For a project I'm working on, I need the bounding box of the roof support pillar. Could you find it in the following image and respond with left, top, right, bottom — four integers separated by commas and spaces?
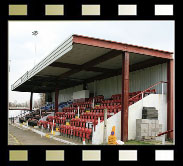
83, 82, 87, 90
121, 51, 129, 142
167, 59, 174, 139
55, 88, 59, 112
30, 92, 33, 111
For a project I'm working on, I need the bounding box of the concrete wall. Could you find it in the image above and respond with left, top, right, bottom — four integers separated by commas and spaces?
92, 111, 121, 145
128, 94, 167, 140
92, 94, 167, 144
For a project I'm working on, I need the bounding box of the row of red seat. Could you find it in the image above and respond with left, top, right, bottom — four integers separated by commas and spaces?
46, 116, 56, 122
38, 120, 56, 130
37, 90, 157, 143
100, 102, 121, 107
56, 112, 66, 116
129, 95, 142, 105
90, 108, 121, 114
76, 104, 92, 108
87, 96, 104, 103
60, 125, 93, 142
72, 102, 92, 106
80, 112, 115, 119
62, 107, 85, 113
55, 117, 66, 124
111, 94, 121, 100
101, 99, 121, 104
70, 118, 104, 127
111, 91, 145, 100
55, 112, 77, 119
55, 112, 76, 119
144, 89, 156, 96
95, 105, 121, 109
128, 89, 156, 105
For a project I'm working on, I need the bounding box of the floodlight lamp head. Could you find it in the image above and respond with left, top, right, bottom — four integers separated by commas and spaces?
32, 31, 38, 36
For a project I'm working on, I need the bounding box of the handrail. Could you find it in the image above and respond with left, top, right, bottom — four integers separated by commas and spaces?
129, 81, 167, 101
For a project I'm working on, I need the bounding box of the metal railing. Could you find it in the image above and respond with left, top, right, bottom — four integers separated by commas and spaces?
129, 81, 167, 102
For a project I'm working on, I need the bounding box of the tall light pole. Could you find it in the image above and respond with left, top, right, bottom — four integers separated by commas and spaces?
32, 30, 38, 66
9, 59, 11, 72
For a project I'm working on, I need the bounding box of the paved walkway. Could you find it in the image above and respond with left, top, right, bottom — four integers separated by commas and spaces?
8, 124, 67, 145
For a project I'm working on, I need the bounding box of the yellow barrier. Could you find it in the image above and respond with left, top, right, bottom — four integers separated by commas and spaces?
56, 128, 59, 132
66, 122, 70, 126
46, 134, 50, 138
51, 131, 55, 136
108, 126, 117, 145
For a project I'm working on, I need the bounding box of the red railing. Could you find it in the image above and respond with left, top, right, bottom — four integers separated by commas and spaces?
129, 81, 167, 102
157, 129, 173, 137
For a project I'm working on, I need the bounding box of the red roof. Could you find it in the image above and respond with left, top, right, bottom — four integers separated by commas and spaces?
73, 34, 173, 57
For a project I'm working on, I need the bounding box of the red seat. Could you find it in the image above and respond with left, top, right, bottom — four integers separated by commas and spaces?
94, 120, 98, 126
79, 127, 84, 141
72, 126, 76, 138
67, 126, 71, 137
65, 125, 68, 136
81, 119, 85, 127
79, 119, 82, 127
43, 121, 48, 129
76, 127, 80, 137
70, 126, 74, 138
70, 118, 74, 126
59, 125, 63, 135
75, 126, 78, 137
75, 118, 80, 127
80, 114, 83, 119
63, 125, 66, 135
90, 112, 94, 119
151, 89, 156, 94
83, 128, 88, 140
90, 119, 94, 125
86, 128, 92, 142
83, 119, 87, 128
107, 114, 111, 118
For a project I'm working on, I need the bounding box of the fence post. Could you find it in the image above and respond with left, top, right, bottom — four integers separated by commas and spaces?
103, 108, 108, 144
52, 119, 54, 134
78, 106, 80, 118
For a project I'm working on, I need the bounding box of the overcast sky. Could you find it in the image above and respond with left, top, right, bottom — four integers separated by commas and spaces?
8, 21, 174, 104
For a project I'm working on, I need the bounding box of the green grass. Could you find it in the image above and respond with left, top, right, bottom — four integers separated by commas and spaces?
124, 140, 160, 145
100, 140, 173, 145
